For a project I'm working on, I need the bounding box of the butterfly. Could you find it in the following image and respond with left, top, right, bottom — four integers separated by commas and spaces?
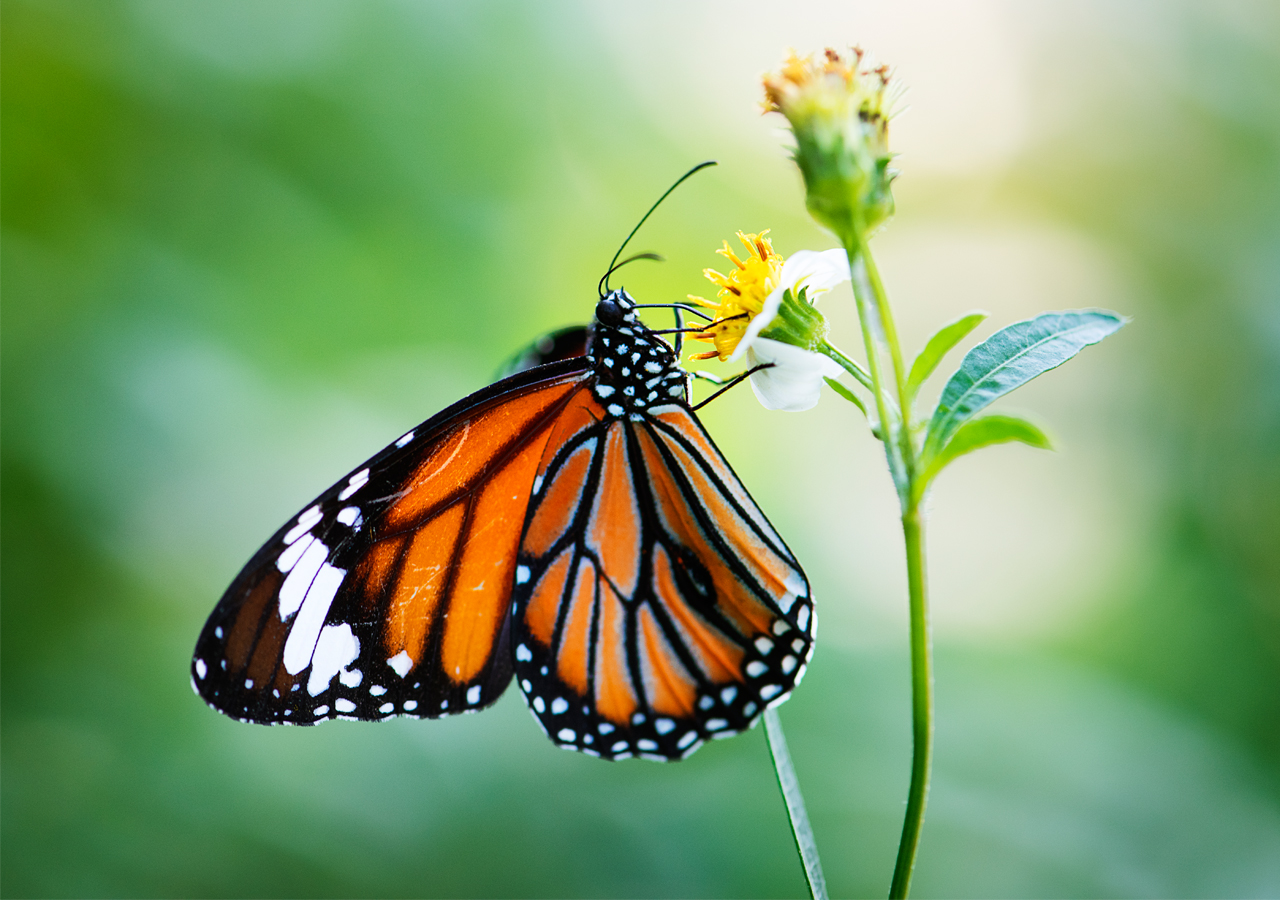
191, 175, 815, 762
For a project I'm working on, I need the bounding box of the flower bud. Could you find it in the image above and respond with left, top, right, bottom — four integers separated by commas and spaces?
763, 48, 898, 240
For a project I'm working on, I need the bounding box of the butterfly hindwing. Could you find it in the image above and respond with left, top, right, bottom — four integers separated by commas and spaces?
191, 359, 590, 724
511, 393, 814, 760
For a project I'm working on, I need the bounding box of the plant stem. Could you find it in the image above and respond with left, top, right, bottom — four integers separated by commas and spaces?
888, 507, 932, 899
844, 237, 908, 497
765, 708, 828, 900
842, 232, 934, 898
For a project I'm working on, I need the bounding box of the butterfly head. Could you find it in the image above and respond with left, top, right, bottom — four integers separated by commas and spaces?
589, 289, 686, 413
594, 289, 638, 329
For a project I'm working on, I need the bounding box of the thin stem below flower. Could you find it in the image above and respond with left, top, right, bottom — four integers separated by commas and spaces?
888, 507, 933, 899
764, 708, 828, 900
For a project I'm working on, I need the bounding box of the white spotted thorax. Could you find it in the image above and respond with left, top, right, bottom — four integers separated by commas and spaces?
589, 289, 688, 416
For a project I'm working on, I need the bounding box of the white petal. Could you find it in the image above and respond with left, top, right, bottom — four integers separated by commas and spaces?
729, 287, 786, 363
779, 249, 850, 297
728, 249, 850, 364
746, 338, 844, 412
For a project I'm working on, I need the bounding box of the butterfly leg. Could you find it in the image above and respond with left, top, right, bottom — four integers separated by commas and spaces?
691, 363, 774, 411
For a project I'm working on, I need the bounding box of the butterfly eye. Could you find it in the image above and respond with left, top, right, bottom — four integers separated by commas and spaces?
595, 297, 625, 327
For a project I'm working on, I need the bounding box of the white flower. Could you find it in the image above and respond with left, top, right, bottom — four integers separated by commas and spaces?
724, 247, 849, 412
728, 248, 850, 363
745, 337, 844, 411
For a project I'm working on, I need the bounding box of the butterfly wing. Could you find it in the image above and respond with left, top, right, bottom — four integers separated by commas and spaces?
511, 397, 814, 760
192, 358, 591, 724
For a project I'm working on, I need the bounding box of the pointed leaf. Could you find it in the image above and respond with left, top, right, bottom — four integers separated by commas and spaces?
923, 310, 1125, 460
906, 311, 988, 401
824, 377, 869, 416
920, 414, 1053, 488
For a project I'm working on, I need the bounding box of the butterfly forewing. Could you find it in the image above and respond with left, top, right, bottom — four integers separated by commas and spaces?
192, 359, 590, 724
511, 393, 814, 761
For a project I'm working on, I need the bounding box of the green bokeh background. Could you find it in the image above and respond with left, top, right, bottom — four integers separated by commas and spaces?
4, 2, 1279, 897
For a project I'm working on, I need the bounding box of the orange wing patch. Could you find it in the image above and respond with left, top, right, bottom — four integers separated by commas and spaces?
524, 546, 573, 648
386, 379, 580, 530
523, 438, 595, 557
585, 425, 642, 598
652, 407, 786, 550
441, 429, 551, 685
556, 557, 597, 695
593, 578, 637, 725
385, 503, 465, 664
635, 428, 774, 638
651, 544, 742, 684
638, 605, 697, 717
227, 568, 283, 671
660, 435, 801, 609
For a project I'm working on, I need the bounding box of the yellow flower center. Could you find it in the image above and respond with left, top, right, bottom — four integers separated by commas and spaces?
688, 231, 784, 361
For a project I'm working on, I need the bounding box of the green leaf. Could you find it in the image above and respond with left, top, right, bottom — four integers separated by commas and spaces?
825, 378, 884, 439
906, 311, 988, 401
922, 309, 1126, 460
919, 414, 1053, 489
825, 377, 868, 415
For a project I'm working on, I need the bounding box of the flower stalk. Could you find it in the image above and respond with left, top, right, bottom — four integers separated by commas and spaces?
766, 47, 932, 898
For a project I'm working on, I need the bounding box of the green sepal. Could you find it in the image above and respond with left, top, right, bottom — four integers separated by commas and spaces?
922, 309, 1126, 461
917, 413, 1052, 494
905, 311, 988, 402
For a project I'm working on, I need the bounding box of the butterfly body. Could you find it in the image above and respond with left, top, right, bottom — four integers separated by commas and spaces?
193, 290, 814, 760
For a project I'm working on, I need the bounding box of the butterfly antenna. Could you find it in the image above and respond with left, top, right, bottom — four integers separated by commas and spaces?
600, 251, 665, 285
599, 160, 717, 298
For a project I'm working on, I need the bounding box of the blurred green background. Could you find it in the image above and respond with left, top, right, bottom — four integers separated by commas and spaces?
4, 1, 1279, 896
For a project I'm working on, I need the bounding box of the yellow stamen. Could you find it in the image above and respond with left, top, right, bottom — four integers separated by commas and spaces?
688, 231, 785, 362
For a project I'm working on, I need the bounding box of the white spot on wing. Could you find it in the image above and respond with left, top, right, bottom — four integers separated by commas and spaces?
404, 700, 418, 711
278, 538, 329, 618
467, 685, 482, 705
195, 659, 207, 680
746, 660, 767, 678
303, 622, 359, 694
796, 604, 811, 633
369, 685, 386, 696
283, 506, 323, 545
677, 731, 698, 750
755, 637, 774, 655
637, 739, 658, 752
515, 565, 530, 585
387, 650, 413, 678
760, 684, 782, 700
533, 696, 545, 713
379, 702, 394, 714
550, 697, 568, 715
515, 643, 532, 662
706, 718, 728, 731
338, 468, 370, 501
335, 698, 356, 713
284, 563, 348, 676
655, 718, 675, 735
276, 532, 315, 574
395, 430, 415, 448
336, 506, 363, 528
339, 667, 363, 688
557, 728, 576, 742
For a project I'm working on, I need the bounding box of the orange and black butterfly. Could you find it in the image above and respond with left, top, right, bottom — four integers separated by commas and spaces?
192, 173, 814, 761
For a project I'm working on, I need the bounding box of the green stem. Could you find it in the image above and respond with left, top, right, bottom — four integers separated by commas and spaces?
843, 236, 908, 497
860, 248, 915, 471
888, 507, 933, 899
841, 232, 934, 898
765, 708, 828, 900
